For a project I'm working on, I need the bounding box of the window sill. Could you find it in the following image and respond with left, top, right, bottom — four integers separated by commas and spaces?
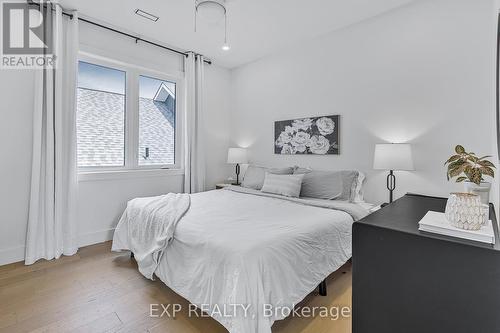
78, 168, 184, 182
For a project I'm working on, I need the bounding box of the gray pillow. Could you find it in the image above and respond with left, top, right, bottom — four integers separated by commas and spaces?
294, 168, 360, 202
261, 173, 304, 197
242, 166, 295, 190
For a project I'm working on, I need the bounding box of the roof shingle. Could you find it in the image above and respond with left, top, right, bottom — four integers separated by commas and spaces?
77, 88, 175, 167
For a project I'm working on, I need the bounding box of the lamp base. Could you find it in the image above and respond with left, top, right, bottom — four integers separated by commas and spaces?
234, 163, 241, 185
386, 170, 395, 204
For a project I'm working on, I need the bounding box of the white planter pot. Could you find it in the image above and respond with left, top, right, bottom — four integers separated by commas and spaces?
464, 181, 491, 205
445, 193, 487, 230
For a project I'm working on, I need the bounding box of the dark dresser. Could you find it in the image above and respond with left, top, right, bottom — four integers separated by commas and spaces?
352, 193, 500, 333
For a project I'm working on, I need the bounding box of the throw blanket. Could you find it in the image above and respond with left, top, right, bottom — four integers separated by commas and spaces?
112, 193, 190, 279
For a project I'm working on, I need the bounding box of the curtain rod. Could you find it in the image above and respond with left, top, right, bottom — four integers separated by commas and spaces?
27, 1, 212, 65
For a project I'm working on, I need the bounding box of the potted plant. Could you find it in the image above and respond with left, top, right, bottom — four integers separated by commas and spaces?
445, 145, 495, 204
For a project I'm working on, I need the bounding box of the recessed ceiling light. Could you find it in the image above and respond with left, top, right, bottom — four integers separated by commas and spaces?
135, 9, 159, 22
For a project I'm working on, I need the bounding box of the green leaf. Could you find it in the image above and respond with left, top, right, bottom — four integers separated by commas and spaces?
447, 160, 466, 176
464, 167, 474, 182
456, 176, 468, 182
481, 167, 495, 178
479, 160, 496, 168
448, 159, 466, 168
449, 164, 466, 178
455, 145, 465, 154
468, 155, 479, 163
471, 168, 482, 185
444, 154, 461, 165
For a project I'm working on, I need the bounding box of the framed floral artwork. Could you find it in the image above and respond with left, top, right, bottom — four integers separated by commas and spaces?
274, 115, 339, 155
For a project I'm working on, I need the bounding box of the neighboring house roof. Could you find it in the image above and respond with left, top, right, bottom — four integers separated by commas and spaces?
76, 88, 175, 167
153, 82, 175, 102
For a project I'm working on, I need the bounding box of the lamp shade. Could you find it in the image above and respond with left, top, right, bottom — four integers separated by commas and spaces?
373, 143, 414, 171
227, 148, 248, 164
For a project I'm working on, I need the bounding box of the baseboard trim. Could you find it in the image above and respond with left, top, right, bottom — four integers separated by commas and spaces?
0, 246, 25, 266
0, 228, 116, 267
78, 228, 115, 248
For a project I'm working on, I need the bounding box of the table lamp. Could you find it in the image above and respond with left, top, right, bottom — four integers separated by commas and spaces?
373, 143, 414, 204
227, 148, 248, 185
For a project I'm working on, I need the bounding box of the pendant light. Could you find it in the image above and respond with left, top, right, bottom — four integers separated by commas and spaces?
195, 0, 230, 51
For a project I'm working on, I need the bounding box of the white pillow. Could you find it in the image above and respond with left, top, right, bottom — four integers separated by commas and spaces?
242, 165, 295, 190
261, 173, 304, 197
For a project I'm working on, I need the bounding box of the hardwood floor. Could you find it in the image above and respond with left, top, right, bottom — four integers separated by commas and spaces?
0, 242, 352, 333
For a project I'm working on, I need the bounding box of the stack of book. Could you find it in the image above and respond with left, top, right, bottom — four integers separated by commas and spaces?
418, 211, 495, 244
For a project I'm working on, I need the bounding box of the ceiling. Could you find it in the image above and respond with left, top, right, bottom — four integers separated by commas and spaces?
59, 0, 415, 68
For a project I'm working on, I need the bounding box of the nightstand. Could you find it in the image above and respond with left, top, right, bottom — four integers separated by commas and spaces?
215, 183, 239, 189
353, 194, 500, 333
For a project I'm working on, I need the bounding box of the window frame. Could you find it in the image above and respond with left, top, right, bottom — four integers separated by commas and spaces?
77, 52, 184, 173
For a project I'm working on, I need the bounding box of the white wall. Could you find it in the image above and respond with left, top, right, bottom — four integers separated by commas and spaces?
0, 20, 232, 265
230, 0, 500, 206
204, 65, 234, 187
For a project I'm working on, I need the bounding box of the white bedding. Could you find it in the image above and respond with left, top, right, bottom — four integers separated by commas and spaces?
112, 193, 190, 279
112, 187, 368, 333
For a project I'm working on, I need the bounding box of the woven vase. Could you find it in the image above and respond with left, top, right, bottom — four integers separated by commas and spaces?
444, 193, 487, 231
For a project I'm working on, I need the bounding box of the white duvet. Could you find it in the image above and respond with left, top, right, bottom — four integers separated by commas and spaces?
112, 187, 368, 333
112, 193, 190, 279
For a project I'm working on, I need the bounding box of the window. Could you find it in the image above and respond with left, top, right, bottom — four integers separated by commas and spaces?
138, 76, 176, 166
76, 56, 181, 171
77, 62, 126, 167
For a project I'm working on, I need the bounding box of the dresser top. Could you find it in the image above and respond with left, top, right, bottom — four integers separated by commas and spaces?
355, 193, 500, 250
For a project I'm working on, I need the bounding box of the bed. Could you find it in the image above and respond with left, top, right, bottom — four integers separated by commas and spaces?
112, 185, 369, 333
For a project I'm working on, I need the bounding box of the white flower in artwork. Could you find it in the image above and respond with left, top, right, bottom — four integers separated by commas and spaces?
291, 131, 311, 153
292, 118, 313, 131
316, 117, 335, 136
275, 131, 292, 147
309, 135, 331, 154
281, 144, 296, 155
284, 125, 296, 135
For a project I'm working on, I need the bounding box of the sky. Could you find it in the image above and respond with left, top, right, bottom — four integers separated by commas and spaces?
78, 61, 175, 99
